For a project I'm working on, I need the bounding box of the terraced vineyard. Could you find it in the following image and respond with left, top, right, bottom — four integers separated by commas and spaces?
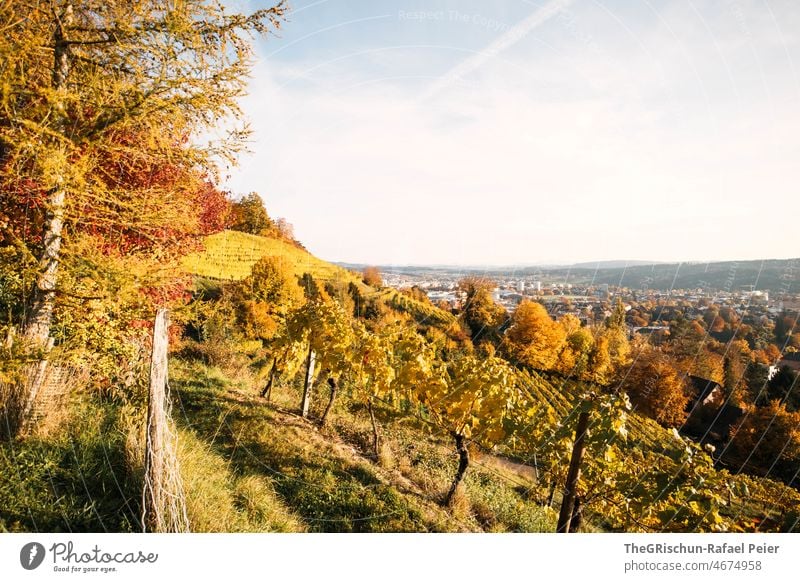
382, 288, 457, 326
183, 230, 359, 283
515, 369, 685, 455
183, 230, 458, 328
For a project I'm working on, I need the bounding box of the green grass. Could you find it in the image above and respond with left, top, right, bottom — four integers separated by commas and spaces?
0, 391, 309, 533
177, 428, 305, 532
0, 400, 141, 532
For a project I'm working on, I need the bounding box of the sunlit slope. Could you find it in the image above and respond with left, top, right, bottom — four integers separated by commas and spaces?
183, 230, 357, 282
380, 288, 457, 326
183, 230, 456, 326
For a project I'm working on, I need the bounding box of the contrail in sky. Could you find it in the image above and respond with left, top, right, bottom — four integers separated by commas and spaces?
418, 0, 575, 102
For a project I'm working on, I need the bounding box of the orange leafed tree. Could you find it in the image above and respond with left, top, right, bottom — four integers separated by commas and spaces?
502, 299, 565, 370
362, 266, 383, 288
620, 345, 690, 427
727, 401, 800, 481
0, 0, 287, 352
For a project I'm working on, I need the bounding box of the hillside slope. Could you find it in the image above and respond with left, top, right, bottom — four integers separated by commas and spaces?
170, 360, 556, 532
182, 230, 352, 283
182, 229, 456, 326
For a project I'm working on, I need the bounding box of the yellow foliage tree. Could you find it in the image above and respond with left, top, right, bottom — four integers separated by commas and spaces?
620, 346, 689, 427
502, 299, 565, 370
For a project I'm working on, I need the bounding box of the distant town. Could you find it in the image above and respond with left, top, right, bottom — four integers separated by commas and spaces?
375, 263, 800, 377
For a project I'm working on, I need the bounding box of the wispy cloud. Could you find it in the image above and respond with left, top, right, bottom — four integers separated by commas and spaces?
229, 0, 800, 265
418, 0, 575, 102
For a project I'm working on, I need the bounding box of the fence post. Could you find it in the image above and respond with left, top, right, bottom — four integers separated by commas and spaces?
300, 342, 316, 418
557, 409, 590, 533
142, 308, 189, 532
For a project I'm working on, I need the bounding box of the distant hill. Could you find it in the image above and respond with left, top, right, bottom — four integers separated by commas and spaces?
344, 257, 799, 293
521, 259, 800, 292
567, 260, 664, 270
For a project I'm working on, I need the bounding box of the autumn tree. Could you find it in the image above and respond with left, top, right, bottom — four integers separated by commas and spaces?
744, 361, 770, 404
555, 314, 594, 380
275, 218, 295, 241
774, 312, 796, 343
0, 0, 288, 424
722, 339, 752, 404
586, 333, 613, 385
727, 401, 800, 483
668, 317, 707, 363
234, 256, 301, 341
3, 0, 286, 346
362, 266, 383, 289
457, 277, 507, 345
606, 297, 627, 329
502, 299, 565, 370
620, 345, 689, 427
756, 344, 782, 365
603, 300, 632, 377
230, 193, 274, 236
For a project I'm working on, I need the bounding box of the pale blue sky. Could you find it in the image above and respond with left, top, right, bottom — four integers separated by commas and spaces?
224, 0, 800, 266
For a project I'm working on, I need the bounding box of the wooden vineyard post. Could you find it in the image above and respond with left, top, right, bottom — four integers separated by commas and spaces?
557, 409, 590, 533
320, 376, 338, 427
260, 357, 278, 402
300, 343, 316, 418
142, 309, 189, 532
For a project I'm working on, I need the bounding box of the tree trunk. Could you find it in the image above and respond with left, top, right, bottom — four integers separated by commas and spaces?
300, 343, 315, 418
569, 495, 583, 532
17, 4, 73, 437
319, 376, 337, 426
444, 432, 470, 507
547, 478, 557, 508
557, 410, 590, 533
260, 357, 277, 401
367, 397, 380, 458
23, 3, 71, 349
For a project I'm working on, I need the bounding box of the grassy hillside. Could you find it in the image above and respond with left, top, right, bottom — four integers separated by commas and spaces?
170, 359, 556, 532
182, 230, 456, 327
182, 230, 354, 283
4, 231, 796, 533
0, 358, 557, 532
5, 355, 795, 532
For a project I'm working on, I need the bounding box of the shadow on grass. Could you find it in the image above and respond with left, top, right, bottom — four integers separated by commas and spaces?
171, 370, 432, 532
0, 402, 141, 533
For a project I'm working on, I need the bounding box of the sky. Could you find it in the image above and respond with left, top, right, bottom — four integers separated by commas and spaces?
222, 0, 800, 266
